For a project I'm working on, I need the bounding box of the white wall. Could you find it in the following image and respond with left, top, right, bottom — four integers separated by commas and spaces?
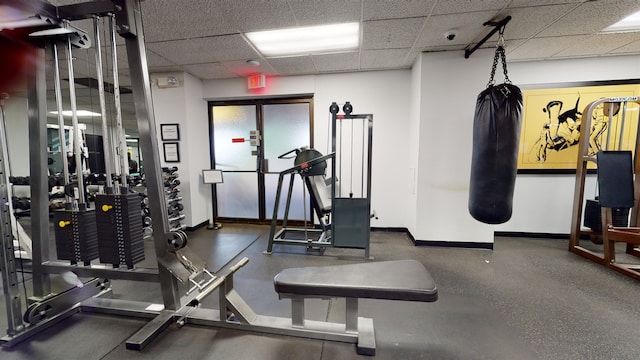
413, 49, 496, 244
407, 54, 423, 235
202, 70, 412, 229
150, 72, 210, 228
183, 73, 211, 227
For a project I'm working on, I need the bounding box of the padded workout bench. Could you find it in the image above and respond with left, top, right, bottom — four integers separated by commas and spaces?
115, 258, 437, 355
274, 260, 438, 355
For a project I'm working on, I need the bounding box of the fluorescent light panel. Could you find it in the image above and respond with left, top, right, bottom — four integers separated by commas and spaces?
602, 10, 640, 33
246, 22, 359, 57
49, 110, 101, 117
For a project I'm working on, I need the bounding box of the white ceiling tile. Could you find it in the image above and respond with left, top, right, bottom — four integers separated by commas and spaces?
37, 0, 640, 82
500, 4, 577, 40
221, 59, 277, 77
415, 11, 496, 47
403, 48, 422, 67
508, 0, 582, 7
360, 48, 410, 69
183, 63, 236, 80
268, 56, 317, 75
146, 40, 204, 64
506, 35, 590, 60
363, 18, 426, 49
609, 39, 640, 55
141, 0, 238, 42
216, 0, 296, 32
145, 49, 176, 67
555, 32, 640, 58
190, 35, 261, 62
148, 65, 187, 74
312, 52, 360, 72
432, 0, 509, 15
537, 0, 640, 37
363, 0, 436, 20
289, 0, 362, 25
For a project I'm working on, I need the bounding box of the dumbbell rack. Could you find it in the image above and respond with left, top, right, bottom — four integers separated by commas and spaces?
163, 167, 185, 231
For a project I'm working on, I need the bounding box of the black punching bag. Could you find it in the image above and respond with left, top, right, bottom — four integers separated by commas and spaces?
469, 46, 523, 224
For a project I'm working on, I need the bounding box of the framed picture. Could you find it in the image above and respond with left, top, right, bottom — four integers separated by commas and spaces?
161, 123, 180, 141
517, 80, 640, 173
163, 142, 180, 163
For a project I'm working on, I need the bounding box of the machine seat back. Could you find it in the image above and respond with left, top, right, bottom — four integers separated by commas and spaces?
597, 151, 634, 209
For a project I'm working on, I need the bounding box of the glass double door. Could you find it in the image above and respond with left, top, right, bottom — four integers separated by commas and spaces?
210, 98, 313, 222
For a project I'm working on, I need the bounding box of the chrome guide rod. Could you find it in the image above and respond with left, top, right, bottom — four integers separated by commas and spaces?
93, 16, 114, 189
110, 14, 128, 189
52, 43, 71, 203
361, 118, 364, 198
350, 117, 353, 197
66, 33, 86, 206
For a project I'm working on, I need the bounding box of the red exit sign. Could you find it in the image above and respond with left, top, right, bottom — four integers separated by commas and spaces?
247, 74, 266, 89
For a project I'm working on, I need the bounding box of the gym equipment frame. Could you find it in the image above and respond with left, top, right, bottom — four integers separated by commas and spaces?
1, 1, 435, 355
266, 102, 374, 258
266, 149, 336, 253
569, 96, 640, 280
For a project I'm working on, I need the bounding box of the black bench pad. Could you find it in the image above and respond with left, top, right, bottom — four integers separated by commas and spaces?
274, 260, 438, 302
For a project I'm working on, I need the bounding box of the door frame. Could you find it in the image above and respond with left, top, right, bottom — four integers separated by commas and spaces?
208, 96, 314, 224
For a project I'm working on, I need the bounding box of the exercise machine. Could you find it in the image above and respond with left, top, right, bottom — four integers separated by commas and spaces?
266, 147, 335, 252
266, 102, 374, 258
569, 96, 640, 280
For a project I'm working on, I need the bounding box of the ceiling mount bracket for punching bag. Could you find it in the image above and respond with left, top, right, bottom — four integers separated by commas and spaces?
464, 15, 511, 59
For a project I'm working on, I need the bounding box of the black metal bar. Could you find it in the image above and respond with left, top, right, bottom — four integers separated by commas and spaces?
57, 1, 116, 20
464, 16, 511, 59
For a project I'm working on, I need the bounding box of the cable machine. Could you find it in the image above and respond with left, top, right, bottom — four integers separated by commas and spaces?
569, 96, 640, 280
0, 0, 207, 345
266, 102, 374, 258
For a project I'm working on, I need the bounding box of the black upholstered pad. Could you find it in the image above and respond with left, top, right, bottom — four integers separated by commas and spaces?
274, 260, 438, 302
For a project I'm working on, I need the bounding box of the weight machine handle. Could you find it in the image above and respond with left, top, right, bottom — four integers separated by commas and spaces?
278, 148, 300, 159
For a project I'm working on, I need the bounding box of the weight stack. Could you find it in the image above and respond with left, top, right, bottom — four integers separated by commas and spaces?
584, 199, 630, 231
95, 192, 145, 268
54, 209, 99, 265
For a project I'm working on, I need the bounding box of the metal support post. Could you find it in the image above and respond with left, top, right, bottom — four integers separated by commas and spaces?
119, 0, 180, 309
27, 46, 51, 297
0, 96, 23, 336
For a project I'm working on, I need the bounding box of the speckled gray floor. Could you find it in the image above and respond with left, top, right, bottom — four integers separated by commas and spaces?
2, 223, 640, 359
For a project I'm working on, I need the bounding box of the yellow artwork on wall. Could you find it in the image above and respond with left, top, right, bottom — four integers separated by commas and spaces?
518, 82, 640, 172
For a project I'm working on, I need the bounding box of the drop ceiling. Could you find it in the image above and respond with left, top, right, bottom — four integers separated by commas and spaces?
5, 0, 640, 134
44, 0, 640, 80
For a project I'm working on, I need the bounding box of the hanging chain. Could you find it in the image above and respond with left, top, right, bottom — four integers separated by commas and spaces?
487, 48, 500, 87
487, 27, 511, 87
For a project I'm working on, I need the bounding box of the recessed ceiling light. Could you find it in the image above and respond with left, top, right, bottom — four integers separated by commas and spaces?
49, 110, 101, 117
245, 22, 359, 57
602, 10, 640, 33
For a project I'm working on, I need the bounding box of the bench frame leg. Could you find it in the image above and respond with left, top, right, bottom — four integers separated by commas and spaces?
346, 297, 358, 333
291, 298, 304, 328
